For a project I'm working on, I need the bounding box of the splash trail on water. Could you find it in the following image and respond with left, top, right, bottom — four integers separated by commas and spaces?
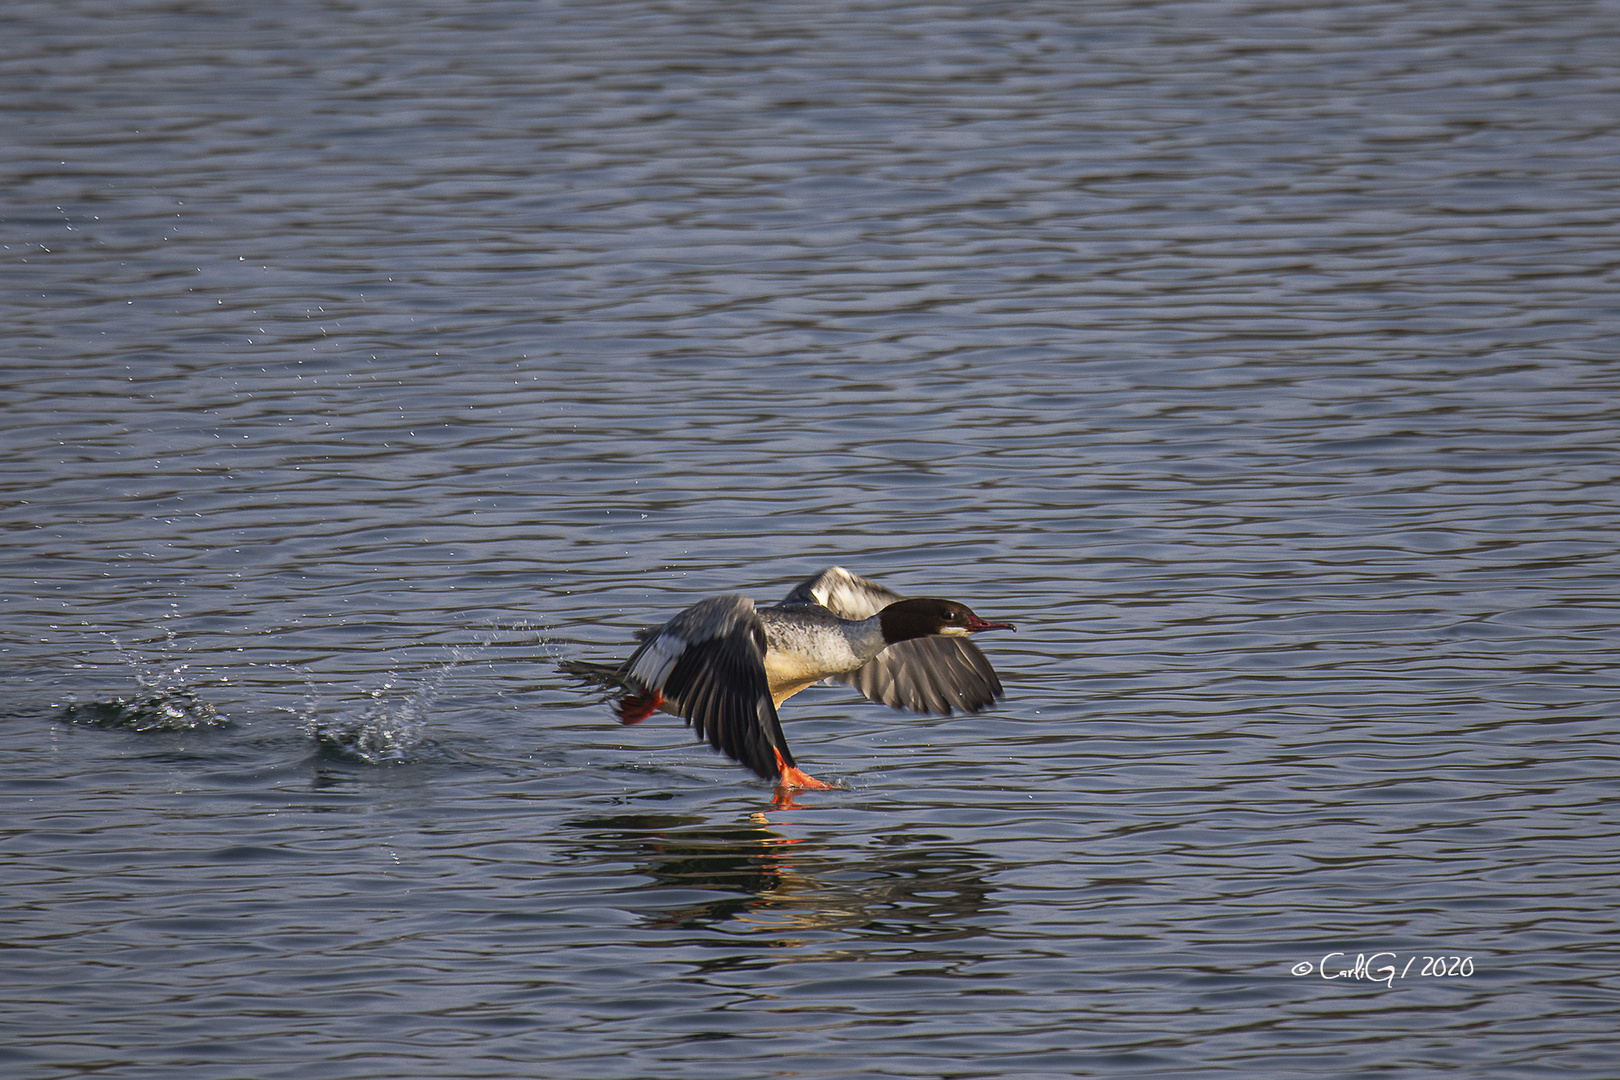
57, 632, 232, 731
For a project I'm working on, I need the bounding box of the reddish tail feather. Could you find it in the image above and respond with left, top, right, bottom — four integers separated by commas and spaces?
616, 690, 664, 725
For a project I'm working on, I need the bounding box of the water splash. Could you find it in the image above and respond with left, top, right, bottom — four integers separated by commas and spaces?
307, 654, 469, 765
59, 685, 228, 731
58, 632, 231, 731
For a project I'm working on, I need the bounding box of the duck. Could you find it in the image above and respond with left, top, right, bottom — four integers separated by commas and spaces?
572, 566, 1015, 791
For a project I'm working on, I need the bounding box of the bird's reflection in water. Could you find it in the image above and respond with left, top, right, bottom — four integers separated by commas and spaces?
562, 811, 998, 940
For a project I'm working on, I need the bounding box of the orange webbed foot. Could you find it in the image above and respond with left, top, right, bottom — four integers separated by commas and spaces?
777, 764, 836, 790
772, 746, 836, 792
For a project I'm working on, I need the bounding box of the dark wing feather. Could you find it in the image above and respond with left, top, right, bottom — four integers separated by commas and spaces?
833, 635, 1005, 715
616, 595, 796, 779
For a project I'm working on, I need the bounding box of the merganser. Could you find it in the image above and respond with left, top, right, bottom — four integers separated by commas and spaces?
576, 567, 1015, 791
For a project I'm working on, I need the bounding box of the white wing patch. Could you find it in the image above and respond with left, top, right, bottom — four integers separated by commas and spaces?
785, 566, 901, 619
623, 631, 687, 690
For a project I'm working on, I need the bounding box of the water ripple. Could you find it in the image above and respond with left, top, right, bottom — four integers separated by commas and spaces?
3, 0, 1618, 1077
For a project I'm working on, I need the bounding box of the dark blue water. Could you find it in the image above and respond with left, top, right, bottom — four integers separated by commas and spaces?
4, 1, 1619, 1076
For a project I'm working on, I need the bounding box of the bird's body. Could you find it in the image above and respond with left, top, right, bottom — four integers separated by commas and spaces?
580, 567, 1015, 791
757, 603, 886, 702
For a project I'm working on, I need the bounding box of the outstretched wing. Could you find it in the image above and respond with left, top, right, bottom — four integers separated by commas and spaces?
616, 595, 797, 779
780, 565, 900, 618
836, 633, 1005, 714
782, 567, 1007, 716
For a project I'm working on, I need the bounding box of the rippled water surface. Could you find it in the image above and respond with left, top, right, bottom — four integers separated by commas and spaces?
4, 1, 1619, 1077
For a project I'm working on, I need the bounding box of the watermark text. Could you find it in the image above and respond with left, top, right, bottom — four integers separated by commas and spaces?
1290, 951, 1474, 989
